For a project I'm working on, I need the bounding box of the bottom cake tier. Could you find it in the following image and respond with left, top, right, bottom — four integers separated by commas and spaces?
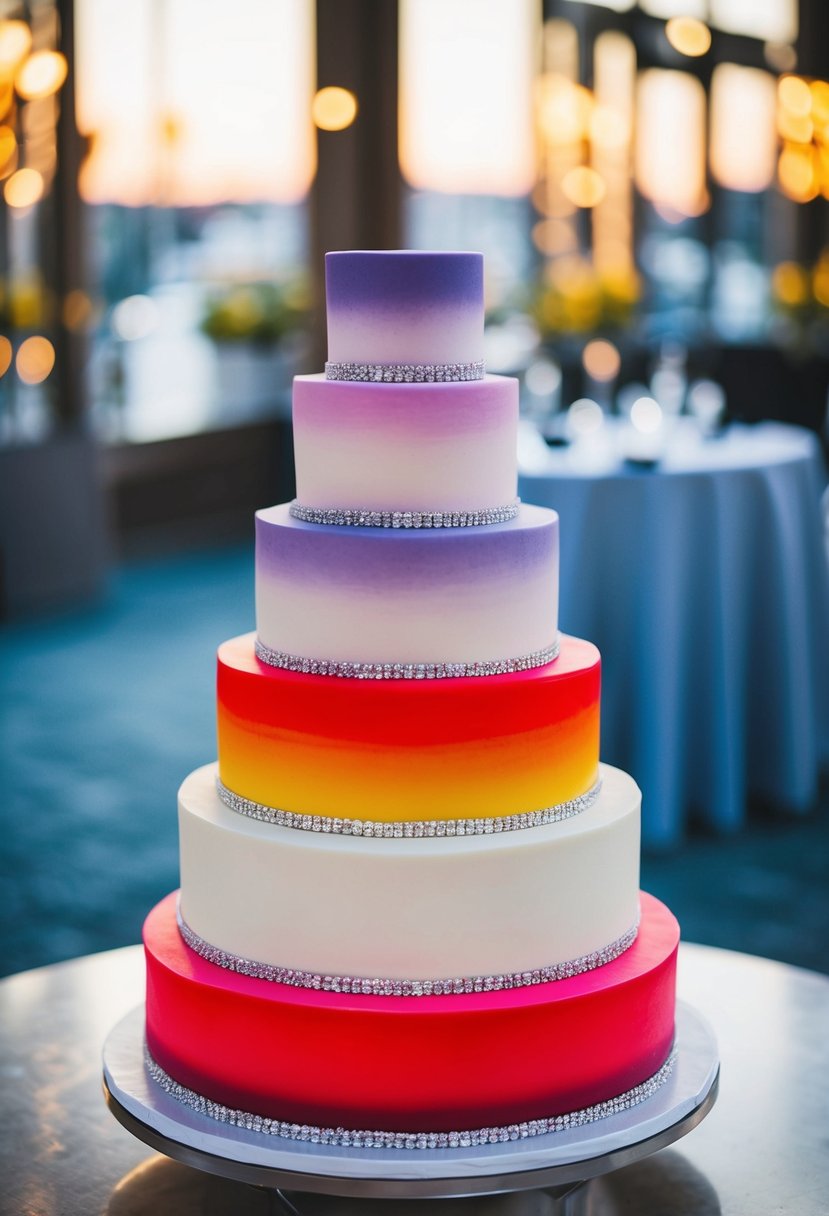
144, 891, 678, 1137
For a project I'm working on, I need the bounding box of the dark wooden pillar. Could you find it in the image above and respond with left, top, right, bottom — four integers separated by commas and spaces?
54, 0, 88, 429
309, 0, 402, 367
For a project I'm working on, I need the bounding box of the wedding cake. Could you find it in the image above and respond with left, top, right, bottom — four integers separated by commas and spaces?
142, 251, 678, 1149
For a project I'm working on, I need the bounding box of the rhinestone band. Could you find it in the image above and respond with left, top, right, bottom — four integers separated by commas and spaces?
325, 360, 485, 383
144, 1047, 675, 1149
176, 903, 637, 996
216, 777, 601, 838
254, 637, 560, 680
289, 501, 520, 529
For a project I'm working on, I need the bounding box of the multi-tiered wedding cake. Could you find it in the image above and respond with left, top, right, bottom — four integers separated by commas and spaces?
142, 251, 679, 1149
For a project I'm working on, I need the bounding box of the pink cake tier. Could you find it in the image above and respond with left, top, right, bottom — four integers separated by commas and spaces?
144, 891, 677, 1137
216, 632, 600, 824
292, 374, 518, 517
255, 504, 559, 670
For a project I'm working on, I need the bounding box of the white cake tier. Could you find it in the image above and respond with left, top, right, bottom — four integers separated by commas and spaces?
255, 504, 559, 669
292, 374, 518, 516
178, 762, 641, 983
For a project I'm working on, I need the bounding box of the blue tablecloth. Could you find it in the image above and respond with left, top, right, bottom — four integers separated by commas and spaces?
519, 420, 829, 848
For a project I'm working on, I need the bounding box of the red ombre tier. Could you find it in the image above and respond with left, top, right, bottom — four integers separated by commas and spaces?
216, 632, 601, 822
144, 891, 677, 1133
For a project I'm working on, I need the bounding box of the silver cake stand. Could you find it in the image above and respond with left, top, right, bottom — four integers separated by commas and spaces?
103, 1001, 718, 1214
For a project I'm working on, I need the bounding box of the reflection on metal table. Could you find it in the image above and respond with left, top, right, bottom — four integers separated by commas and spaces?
2, 941, 828, 1213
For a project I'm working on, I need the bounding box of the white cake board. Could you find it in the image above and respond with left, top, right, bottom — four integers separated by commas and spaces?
103, 1001, 718, 1205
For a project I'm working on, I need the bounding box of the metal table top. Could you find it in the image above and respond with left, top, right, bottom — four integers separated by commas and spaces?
2, 941, 828, 1214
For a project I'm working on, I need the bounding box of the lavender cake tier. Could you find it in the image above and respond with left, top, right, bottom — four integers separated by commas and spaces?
326, 251, 484, 367
255, 504, 559, 668
292, 373, 518, 515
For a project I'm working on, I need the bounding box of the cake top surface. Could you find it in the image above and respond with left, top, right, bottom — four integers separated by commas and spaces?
325, 250, 485, 368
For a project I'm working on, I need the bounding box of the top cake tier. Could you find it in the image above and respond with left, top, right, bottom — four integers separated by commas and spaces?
325, 251, 484, 369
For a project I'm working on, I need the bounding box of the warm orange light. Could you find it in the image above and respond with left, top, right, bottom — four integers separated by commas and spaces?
3, 166, 43, 207
0, 20, 32, 73
532, 217, 577, 255
0, 335, 12, 378
0, 79, 13, 121
62, 289, 94, 331
311, 86, 357, 132
777, 109, 813, 143
778, 144, 819, 201
75, 0, 316, 207
0, 124, 16, 177
16, 335, 55, 384
710, 64, 777, 192
15, 49, 68, 101
665, 17, 711, 57
589, 104, 629, 150
583, 338, 621, 381
813, 257, 829, 306
809, 81, 829, 131
778, 75, 812, 117
537, 74, 593, 145
635, 70, 707, 217
772, 261, 809, 306
561, 165, 606, 208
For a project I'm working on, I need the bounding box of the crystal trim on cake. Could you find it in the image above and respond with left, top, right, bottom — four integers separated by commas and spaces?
216, 776, 601, 838
176, 901, 637, 996
325, 360, 485, 383
253, 637, 560, 680
144, 1046, 675, 1148
289, 501, 520, 529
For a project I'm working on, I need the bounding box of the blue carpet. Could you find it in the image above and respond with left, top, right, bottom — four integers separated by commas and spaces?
1, 545, 827, 977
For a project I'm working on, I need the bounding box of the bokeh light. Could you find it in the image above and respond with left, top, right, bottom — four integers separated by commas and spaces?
311, 87, 358, 132
630, 396, 663, 433
665, 17, 711, 57
772, 261, 809, 306
537, 74, 593, 145
3, 166, 43, 208
567, 398, 604, 436
561, 165, 606, 208
583, 339, 621, 381
15, 50, 68, 101
778, 75, 811, 117
813, 260, 829, 307
112, 295, 159, 341
778, 144, 819, 201
710, 64, 777, 193
16, 335, 55, 385
0, 124, 16, 177
62, 290, 95, 332
0, 20, 31, 73
0, 335, 12, 378
525, 359, 562, 397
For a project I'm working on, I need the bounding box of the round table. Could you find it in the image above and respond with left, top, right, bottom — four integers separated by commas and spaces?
1, 942, 828, 1214
519, 419, 829, 848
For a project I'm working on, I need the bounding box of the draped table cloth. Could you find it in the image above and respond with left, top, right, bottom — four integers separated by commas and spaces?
518, 420, 829, 848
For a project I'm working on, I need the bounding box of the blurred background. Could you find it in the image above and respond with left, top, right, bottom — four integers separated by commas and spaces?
0, 0, 827, 978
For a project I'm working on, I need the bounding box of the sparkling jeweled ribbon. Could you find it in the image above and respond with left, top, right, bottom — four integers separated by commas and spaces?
216, 776, 601, 838
144, 1046, 675, 1149
289, 501, 520, 529
325, 360, 485, 383
176, 900, 637, 997
253, 637, 560, 680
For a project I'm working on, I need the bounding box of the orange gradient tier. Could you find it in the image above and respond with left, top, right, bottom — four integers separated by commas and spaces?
216, 632, 600, 823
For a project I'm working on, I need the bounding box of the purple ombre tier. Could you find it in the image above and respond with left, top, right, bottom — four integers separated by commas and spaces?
255, 504, 559, 668
325, 251, 484, 366
292, 374, 518, 514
